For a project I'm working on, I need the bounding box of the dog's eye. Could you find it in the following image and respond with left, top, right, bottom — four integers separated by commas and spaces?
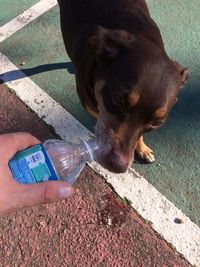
113, 94, 124, 106
145, 120, 165, 132
151, 120, 165, 128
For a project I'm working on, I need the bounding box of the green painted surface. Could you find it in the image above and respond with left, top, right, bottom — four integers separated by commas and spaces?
0, 6, 95, 129
136, 0, 200, 225
0, 0, 39, 26
0, 1, 199, 225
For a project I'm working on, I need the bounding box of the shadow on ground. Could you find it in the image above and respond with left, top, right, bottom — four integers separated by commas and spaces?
0, 62, 75, 83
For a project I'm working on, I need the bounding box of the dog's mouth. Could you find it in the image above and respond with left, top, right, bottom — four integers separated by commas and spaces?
94, 122, 134, 173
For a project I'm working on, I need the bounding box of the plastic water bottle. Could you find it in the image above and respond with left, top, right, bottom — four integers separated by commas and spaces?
9, 138, 101, 185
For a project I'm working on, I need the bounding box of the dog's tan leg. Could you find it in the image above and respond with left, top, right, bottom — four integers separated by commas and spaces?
136, 136, 155, 163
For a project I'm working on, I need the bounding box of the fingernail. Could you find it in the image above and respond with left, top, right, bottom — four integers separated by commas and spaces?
59, 187, 73, 199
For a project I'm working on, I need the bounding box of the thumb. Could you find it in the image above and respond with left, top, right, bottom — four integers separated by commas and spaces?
15, 181, 74, 209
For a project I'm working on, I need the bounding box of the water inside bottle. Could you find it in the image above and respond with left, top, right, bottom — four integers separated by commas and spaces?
44, 121, 112, 184
44, 140, 84, 180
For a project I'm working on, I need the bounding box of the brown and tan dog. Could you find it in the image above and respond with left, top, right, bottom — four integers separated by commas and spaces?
58, 0, 189, 173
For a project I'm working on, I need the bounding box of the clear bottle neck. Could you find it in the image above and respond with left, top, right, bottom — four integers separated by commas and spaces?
81, 139, 100, 162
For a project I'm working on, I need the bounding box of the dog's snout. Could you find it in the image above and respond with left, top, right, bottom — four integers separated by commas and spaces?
106, 150, 131, 173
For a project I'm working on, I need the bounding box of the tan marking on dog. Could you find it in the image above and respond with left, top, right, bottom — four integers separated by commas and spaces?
94, 79, 120, 130
83, 80, 106, 120
94, 80, 107, 117
128, 91, 140, 106
94, 79, 115, 124
95, 80, 106, 98
154, 108, 167, 120
85, 105, 99, 119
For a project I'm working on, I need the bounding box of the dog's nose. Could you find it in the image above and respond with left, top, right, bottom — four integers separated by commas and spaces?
106, 150, 131, 173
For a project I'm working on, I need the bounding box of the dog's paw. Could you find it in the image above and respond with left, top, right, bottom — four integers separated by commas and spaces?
136, 144, 155, 163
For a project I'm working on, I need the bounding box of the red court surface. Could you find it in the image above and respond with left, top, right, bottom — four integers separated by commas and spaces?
0, 83, 189, 266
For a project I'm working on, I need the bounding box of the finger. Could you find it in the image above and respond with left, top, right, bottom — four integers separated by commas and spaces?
11, 181, 74, 211
0, 132, 40, 161
0, 165, 14, 183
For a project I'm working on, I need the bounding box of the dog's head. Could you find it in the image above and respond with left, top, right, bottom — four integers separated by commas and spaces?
88, 26, 189, 173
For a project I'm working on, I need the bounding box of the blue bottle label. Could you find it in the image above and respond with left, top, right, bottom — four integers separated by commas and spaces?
9, 144, 59, 184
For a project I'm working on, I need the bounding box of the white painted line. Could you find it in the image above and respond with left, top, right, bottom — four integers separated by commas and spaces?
0, 53, 199, 266
0, 53, 90, 142
0, 0, 57, 43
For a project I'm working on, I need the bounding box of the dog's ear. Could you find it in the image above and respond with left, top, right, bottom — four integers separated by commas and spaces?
87, 25, 134, 62
173, 61, 189, 87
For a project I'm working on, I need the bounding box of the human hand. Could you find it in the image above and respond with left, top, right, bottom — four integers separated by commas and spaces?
0, 132, 74, 216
